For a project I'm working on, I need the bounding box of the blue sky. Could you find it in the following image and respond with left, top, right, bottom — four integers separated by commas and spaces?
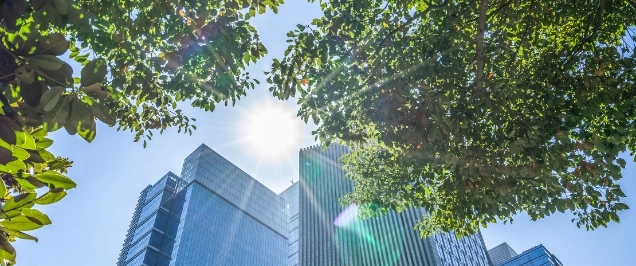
13, 1, 635, 265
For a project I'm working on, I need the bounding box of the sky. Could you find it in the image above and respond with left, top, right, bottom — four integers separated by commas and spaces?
13, 1, 635, 265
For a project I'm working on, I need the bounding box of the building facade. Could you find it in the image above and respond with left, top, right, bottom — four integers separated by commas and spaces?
488, 242, 519, 266
118, 144, 288, 266
279, 182, 300, 266
117, 172, 184, 266
498, 245, 563, 266
297, 145, 492, 266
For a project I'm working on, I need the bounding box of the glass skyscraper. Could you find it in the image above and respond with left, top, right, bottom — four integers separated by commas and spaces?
120, 144, 495, 266
117, 144, 288, 266
488, 242, 519, 266
297, 145, 492, 266
279, 182, 299, 266
496, 244, 563, 266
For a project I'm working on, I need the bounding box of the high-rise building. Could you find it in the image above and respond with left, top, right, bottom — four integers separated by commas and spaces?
117, 144, 288, 266
297, 145, 492, 266
496, 244, 563, 266
120, 144, 495, 266
279, 182, 299, 266
117, 172, 185, 266
488, 242, 519, 266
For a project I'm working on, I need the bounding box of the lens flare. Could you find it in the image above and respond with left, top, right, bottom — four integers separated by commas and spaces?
334, 203, 358, 227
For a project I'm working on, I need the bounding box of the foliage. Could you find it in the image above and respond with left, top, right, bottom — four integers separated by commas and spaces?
0, 0, 281, 263
267, 0, 636, 237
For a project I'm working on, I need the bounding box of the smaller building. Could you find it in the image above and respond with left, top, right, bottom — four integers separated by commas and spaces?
487, 242, 518, 266
495, 244, 563, 266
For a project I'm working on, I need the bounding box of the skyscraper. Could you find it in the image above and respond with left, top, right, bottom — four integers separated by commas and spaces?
495, 244, 563, 266
117, 172, 184, 266
279, 182, 299, 266
488, 242, 519, 266
118, 144, 288, 266
297, 145, 492, 266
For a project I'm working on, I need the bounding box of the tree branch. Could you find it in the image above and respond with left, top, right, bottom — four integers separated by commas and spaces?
475, 0, 488, 91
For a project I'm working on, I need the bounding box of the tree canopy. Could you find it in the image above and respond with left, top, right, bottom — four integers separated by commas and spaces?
1, 0, 635, 263
267, 0, 635, 237
0, 0, 281, 264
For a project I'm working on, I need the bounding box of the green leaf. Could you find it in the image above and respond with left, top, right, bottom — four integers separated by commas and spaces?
0, 116, 22, 145
50, 0, 69, 15
88, 101, 116, 125
36, 138, 54, 149
40, 86, 65, 112
77, 116, 96, 142
15, 131, 36, 150
34, 189, 67, 205
611, 188, 626, 197
36, 33, 70, 56
33, 170, 76, 189
0, 235, 16, 262
42, 95, 71, 132
22, 209, 52, 225
0, 226, 38, 242
81, 59, 108, 87
28, 55, 63, 70
2, 193, 36, 213
0, 214, 45, 231
614, 203, 629, 210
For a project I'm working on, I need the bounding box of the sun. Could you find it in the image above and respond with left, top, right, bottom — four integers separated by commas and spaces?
241, 102, 302, 159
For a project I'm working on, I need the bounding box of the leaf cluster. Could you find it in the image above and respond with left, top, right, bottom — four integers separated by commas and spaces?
268, 0, 636, 237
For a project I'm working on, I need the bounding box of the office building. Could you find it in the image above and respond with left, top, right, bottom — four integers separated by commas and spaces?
120, 144, 496, 266
117, 144, 288, 266
297, 144, 492, 266
117, 172, 184, 266
497, 244, 563, 266
279, 182, 299, 266
488, 242, 519, 266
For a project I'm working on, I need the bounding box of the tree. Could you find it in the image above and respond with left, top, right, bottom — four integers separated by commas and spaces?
0, 0, 281, 264
267, 0, 636, 237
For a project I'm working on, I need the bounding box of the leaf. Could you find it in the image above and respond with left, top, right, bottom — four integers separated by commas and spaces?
39, 62, 74, 87
40, 86, 65, 112
34, 189, 66, 205
0, 115, 21, 145
81, 83, 109, 100
15, 131, 36, 150
33, 170, 76, 189
36, 33, 69, 56
20, 79, 45, 107
614, 203, 629, 210
36, 138, 53, 149
0, 226, 38, 242
0, 235, 16, 262
42, 95, 70, 131
611, 188, 626, 197
28, 55, 63, 70
0, 215, 45, 231
50, 0, 68, 15
80, 59, 107, 87
0, 147, 11, 165
14, 64, 35, 84
67, 4, 90, 27
77, 115, 96, 142
2, 193, 36, 213
22, 209, 52, 225
88, 102, 116, 125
